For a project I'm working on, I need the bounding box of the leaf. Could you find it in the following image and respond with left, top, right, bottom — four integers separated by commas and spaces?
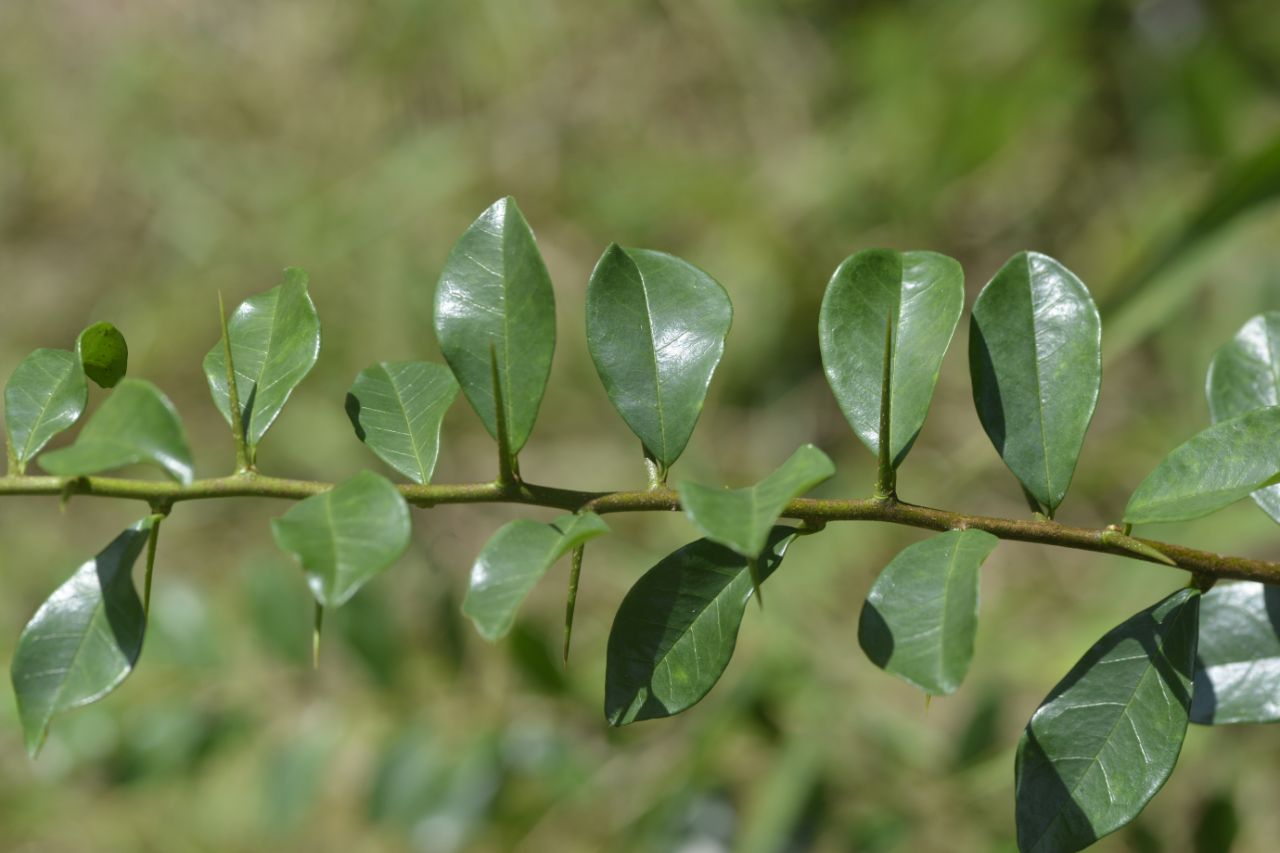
39, 378, 194, 484
462, 512, 610, 642
1190, 581, 1280, 725
677, 444, 834, 558
585, 244, 732, 470
818, 249, 964, 467
1014, 588, 1200, 853
605, 526, 799, 726
76, 321, 128, 389
345, 361, 459, 484
203, 268, 321, 458
10, 518, 154, 757
270, 471, 411, 608
434, 197, 556, 456
1206, 312, 1280, 522
1124, 407, 1280, 524
969, 252, 1101, 516
3, 348, 88, 471
858, 529, 998, 695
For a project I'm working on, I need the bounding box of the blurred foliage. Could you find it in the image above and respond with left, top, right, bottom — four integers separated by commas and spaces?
1, 0, 1279, 850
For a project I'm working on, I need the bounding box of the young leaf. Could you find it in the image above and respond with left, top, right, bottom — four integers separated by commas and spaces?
605, 526, 799, 726
818, 249, 963, 467
1015, 588, 1200, 853
76, 321, 128, 389
271, 471, 411, 608
1206, 312, 1280, 522
677, 444, 834, 558
1190, 581, 1280, 725
969, 252, 1101, 516
345, 361, 460, 485
203, 268, 321, 459
462, 512, 610, 641
10, 518, 154, 757
1123, 407, 1280, 524
39, 378, 194, 484
3, 348, 88, 471
434, 197, 556, 456
586, 245, 732, 471
858, 529, 998, 696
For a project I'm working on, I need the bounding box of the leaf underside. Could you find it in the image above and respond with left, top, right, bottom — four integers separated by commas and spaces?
346, 360, 459, 485
3, 348, 88, 469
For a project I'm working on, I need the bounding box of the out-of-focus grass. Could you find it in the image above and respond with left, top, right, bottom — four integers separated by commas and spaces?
1, 0, 1279, 850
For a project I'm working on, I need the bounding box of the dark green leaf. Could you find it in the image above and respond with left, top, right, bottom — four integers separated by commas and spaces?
10, 518, 154, 757
586, 244, 732, 470
434, 197, 555, 455
858, 529, 998, 695
678, 444, 834, 558
1190, 581, 1280, 725
203, 268, 321, 456
1015, 588, 1200, 853
462, 512, 609, 641
345, 361, 459, 484
76, 321, 129, 389
40, 378, 194, 484
969, 252, 1101, 516
605, 526, 798, 726
818, 249, 963, 467
3, 348, 88, 471
1124, 407, 1280, 524
271, 471, 411, 608
1206, 312, 1280, 522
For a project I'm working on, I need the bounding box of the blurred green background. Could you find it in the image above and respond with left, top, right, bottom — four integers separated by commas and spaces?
2, 0, 1280, 850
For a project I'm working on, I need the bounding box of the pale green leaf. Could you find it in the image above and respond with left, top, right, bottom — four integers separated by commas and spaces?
3, 348, 88, 471
346, 361, 459, 484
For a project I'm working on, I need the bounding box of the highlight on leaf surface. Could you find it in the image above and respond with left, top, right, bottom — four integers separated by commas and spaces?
462, 512, 610, 642
1124, 406, 1280, 524
76, 322, 129, 389
1206, 312, 1280, 523
969, 251, 1101, 516
858, 529, 998, 696
39, 378, 194, 484
434, 197, 556, 456
1191, 581, 1280, 725
3, 348, 88, 471
346, 361, 459, 485
818, 248, 963, 468
203, 267, 321, 461
1015, 588, 1200, 853
586, 244, 732, 472
271, 471, 411, 608
10, 518, 155, 757
605, 527, 799, 726
678, 444, 834, 558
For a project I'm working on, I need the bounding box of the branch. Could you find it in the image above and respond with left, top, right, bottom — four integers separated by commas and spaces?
1, 473, 1277, 584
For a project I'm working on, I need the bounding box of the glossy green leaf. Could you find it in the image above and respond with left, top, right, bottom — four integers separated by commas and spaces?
1015, 588, 1200, 853
858, 529, 998, 695
345, 361, 459, 485
677, 444, 834, 558
1123, 407, 1280, 524
818, 249, 963, 467
434, 197, 555, 456
586, 245, 732, 470
462, 512, 609, 642
10, 518, 154, 757
271, 471, 411, 608
76, 321, 128, 388
3, 348, 88, 471
1190, 581, 1280, 725
39, 378, 194, 484
969, 252, 1101, 516
203, 268, 321, 457
605, 526, 798, 726
1206, 312, 1280, 522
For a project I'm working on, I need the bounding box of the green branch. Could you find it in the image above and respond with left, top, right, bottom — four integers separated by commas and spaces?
1, 472, 1276, 584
